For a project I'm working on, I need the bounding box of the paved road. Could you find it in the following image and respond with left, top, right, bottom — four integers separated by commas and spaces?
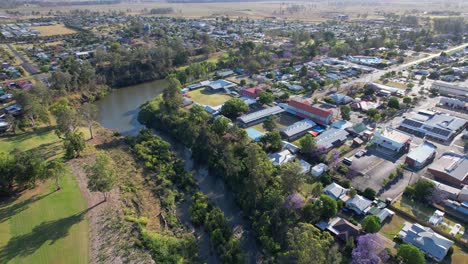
6, 44, 39, 75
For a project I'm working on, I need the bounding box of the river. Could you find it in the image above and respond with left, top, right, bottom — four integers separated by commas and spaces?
95, 80, 259, 263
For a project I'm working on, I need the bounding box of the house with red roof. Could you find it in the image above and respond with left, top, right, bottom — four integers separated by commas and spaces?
284, 97, 334, 125
240, 86, 264, 99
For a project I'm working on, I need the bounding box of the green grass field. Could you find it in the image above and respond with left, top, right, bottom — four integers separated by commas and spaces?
188, 88, 232, 106
0, 126, 89, 264
0, 174, 89, 264
0, 127, 61, 155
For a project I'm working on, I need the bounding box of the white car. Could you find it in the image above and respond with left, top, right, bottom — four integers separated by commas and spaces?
355, 150, 366, 158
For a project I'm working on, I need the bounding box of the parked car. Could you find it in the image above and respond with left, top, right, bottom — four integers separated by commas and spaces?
355, 150, 366, 158
343, 157, 353, 166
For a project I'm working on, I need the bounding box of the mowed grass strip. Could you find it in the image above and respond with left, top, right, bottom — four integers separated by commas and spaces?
0, 173, 89, 264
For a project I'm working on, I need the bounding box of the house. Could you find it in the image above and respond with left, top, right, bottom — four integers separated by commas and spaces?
346, 195, 372, 215
240, 86, 263, 99
428, 210, 444, 226
399, 222, 454, 262
398, 112, 466, 142
329, 93, 353, 105
428, 152, 468, 187
323, 182, 349, 201
405, 142, 436, 169
282, 97, 334, 125
346, 123, 368, 137
316, 217, 360, 241
372, 128, 411, 152
375, 208, 394, 223
299, 159, 311, 174
432, 81, 468, 99
315, 128, 349, 150
280, 119, 316, 141
368, 207, 394, 223
311, 163, 328, 177
352, 100, 381, 112
282, 141, 300, 154
268, 149, 295, 166
237, 106, 284, 127
331, 120, 353, 130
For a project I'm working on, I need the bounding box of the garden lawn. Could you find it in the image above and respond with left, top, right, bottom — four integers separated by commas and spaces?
0, 173, 89, 264
188, 88, 232, 107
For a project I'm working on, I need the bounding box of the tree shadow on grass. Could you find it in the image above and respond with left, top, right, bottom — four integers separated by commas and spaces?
0, 191, 56, 224
0, 201, 103, 263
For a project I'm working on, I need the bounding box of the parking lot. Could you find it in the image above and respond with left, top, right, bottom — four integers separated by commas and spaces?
345, 146, 406, 195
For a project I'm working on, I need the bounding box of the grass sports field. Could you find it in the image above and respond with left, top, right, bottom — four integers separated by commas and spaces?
188, 88, 232, 107
0, 174, 89, 264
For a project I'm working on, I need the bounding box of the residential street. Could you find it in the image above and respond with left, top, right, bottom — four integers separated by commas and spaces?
6, 44, 39, 75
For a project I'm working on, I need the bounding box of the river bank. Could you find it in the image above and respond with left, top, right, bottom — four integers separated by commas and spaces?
95, 80, 260, 263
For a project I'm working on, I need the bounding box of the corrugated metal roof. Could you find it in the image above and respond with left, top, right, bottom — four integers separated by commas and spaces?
237, 106, 284, 124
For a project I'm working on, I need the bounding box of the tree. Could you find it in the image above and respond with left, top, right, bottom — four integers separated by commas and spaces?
260, 132, 282, 152
363, 188, 376, 200
79, 102, 99, 139
50, 98, 80, 138
63, 131, 85, 159
406, 179, 435, 202
284, 193, 305, 210
162, 76, 183, 113
316, 194, 338, 218
262, 116, 277, 132
299, 134, 317, 155
85, 152, 116, 201
15, 91, 49, 127
397, 244, 425, 264
340, 105, 351, 121
283, 223, 337, 264
212, 116, 231, 135
221, 98, 248, 118
46, 160, 66, 190
387, 96, 400, 109
403, 96, 412, 106
279, 162, 305, 194
362, 215, 381, 233
299, 65, 308, 77
352, 234, 388, 264
258, 91, 274, 105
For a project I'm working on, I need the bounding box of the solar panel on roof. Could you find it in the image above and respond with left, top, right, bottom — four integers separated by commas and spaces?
431, 127, 451, 137
402, 119, 423, 128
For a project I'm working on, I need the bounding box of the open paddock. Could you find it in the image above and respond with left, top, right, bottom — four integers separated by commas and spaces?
29, 24, 77, 37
